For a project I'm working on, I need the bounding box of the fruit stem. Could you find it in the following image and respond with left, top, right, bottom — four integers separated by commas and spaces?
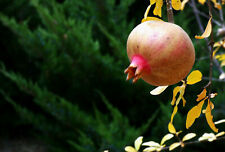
166, 0, 174, 23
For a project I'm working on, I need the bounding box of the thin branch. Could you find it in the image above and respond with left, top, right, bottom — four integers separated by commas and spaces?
218, 0, 224, 26
191, 0, 204, 32
203, 77, 225, 82
191, 0, 225, 75
206, 0, 214, 96
188, 3, 222, 26
157, 136, 225, 151
166, 0, 174, 23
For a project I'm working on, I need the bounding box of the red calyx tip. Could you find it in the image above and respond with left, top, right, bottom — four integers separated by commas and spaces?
124, 64, 142, 83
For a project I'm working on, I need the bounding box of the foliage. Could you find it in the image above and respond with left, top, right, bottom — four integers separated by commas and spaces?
0, 0, 163, 151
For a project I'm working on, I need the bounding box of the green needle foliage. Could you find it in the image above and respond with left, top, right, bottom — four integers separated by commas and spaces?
0, 0, 162, 151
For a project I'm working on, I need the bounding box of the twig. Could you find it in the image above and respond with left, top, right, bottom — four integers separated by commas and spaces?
218, 0, 224, 26
191, 0, 204, 32
191, 0, 225, 75
188, 3, 222, 26
206, 0, 214, 96
166, 0, 174, 23
203, 76, 225, 82
157, 136, 225, 151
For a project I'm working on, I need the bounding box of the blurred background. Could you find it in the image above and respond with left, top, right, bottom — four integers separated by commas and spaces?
0, 0, 224, 152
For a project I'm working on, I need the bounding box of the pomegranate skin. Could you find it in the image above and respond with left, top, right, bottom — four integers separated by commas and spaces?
125, 21, 195, 86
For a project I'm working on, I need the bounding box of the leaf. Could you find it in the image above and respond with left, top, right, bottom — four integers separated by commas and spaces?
196, 89, 207, 101
168, 122, 176, 134
153, 0, 163, 17
135, 136, 143, 150
205, 100, 218, 132
150, 86, 168, 95
182, 96, 186, 107
216, 131, 225, 137
175, 84, 186, 106
169, 142, 181, 151
143, 147, 157, 152
211, 0, 221, 9
172, 0, 181, 10
125, 146, 137, 152
209, 93, 217, 99
202, 100, 214, 113
198, 0, 206, 4
150, 0, 156, 5
142, 141, 161, 147
160, 134, 174, 145
186, 70, 203, 85
198, 133, 216, 142
181, 0, 189, 10
170, 105, 178, 123
215, 119, 225, 124
182, 133, 196, 142
142, 17, 163, 23
171, 86, 181, 105
214, 41, 222, 47
186, 100, 205, 129
221, 60, 225, 67
195, 17, 212, 39
216, 54, 225, 61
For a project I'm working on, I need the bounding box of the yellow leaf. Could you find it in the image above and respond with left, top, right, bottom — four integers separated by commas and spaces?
196, 89, 207, 101
182, 133, 196, 142
202, 100, 214, 113
182, 96, 186, 107
170, 105, 178, 123
216, 54, 225, 60
142, 17, 163, 23
211, 0, 221, 9
175, 84, 186, 105
195, 17, 212, 39
171, 83, 186, 106
198, 0, 206, 4
172, 0, 181, 10
134, 136, 143, 150
221, 60, 225, 67
168, 122, 176, 134
169, 142, 181, 151
160, 133, 174, 145
213, 46, 221, 57
150, 86, 168, 95
153, 0, 163, 17
181, 0, 189, 10
143, 5, 151, 20
213, 41, 221, 47
150, 0, 156, 5
186, 100, 205, 129
186, 70, 203, 85
125, 146, 137, 152
171, 86, 181, 105
216, 131, 225, 137
205, 100, 218, 132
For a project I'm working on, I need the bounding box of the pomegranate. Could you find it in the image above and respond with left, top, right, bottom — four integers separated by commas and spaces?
124, 21, 195, 86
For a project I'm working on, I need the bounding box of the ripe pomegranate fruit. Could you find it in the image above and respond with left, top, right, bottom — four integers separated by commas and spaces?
125, 21, 195, 86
